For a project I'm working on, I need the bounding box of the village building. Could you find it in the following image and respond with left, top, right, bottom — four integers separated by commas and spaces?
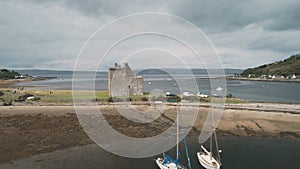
108, 63, 144, 97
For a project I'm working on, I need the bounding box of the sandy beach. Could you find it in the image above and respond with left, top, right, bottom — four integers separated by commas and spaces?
0, 78, 53, 88
0, 103, 299, 165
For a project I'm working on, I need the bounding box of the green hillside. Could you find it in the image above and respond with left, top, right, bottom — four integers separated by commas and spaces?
0, 69, 21, 79
241, 54, 300, 78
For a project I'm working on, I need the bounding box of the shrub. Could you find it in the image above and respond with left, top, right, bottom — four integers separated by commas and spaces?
151, 95, 166, 102
200, 98, 210, 103
107, 97, 123, 102
226, 93, 234, 98
0, 91, 4, 96
107, 97, 114, 102
182, 96, 200, 102
141, 97, 148, 101
124, 97, 132, 102
0, 69, 21, 79
15, 94, 34, 102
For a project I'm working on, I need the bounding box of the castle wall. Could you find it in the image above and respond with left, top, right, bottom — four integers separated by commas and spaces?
108, 63, 144, 97
108, 68, 115, 96
130, 76, 144, 95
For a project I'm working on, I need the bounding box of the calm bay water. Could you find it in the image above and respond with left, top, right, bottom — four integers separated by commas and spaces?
16, 70, 300, 104
162, 136, 300, 169
75, 136, 300, 169
2, 136, 299, 169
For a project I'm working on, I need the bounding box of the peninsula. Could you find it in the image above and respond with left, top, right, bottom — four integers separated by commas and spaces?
231, 54, 299, 82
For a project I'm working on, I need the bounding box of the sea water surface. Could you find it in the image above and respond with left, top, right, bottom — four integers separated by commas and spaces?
101, 136, 300, 169
2, 136, 299, 169
156, 136, 300, 169
15, 70, 300, 104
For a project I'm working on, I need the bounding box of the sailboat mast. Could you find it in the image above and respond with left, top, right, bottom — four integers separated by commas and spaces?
176, 103, 179, 164
214, 130, 222, 165
183, 134, 192, 169
210, 134, 213, 152
210, 134, 213, 160
210, 104, 215, 161
178, 104, 192, 169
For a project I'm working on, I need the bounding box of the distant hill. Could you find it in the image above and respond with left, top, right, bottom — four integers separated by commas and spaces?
136, 68, 243, 76
241, 54, 300, 78
0, 69, 21, 80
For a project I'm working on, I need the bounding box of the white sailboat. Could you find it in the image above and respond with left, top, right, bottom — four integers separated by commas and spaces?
197, 130, 222, 169
156, 153, 187, 169
155, 104, 191, 169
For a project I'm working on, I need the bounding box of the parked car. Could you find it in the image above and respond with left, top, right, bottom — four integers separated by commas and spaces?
197, 92, 208, 98
166, 92, 177, 97
182, 92, 194, 96
211, 94, 223, 98
165, 92, 181, 102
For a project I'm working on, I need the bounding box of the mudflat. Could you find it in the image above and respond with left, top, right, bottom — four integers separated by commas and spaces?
0, 104, 300, 164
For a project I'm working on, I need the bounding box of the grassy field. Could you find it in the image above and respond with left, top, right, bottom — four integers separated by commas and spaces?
0, 89, 151, 103
0, 88, 246, 104
0, 89, 109, 103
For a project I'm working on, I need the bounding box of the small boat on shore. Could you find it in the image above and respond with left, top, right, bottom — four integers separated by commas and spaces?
216, 87, 223, 91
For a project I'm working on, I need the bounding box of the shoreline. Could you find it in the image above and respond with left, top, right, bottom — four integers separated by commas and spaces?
0, 104, 299, 164
0, 77, 55, 87
1, 86, 299, 105
0, 79, 32, 86
1, 102, 300, 114
227, 76, 300, 83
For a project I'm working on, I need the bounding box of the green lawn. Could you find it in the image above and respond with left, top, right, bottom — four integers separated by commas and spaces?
0, 89, 246, 104
0, 89, 110, 103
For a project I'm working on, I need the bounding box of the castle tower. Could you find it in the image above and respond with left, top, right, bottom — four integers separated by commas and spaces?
108, 63, 144, 97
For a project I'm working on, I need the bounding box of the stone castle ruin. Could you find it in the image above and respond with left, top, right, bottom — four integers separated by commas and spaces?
108, 63, 144, 97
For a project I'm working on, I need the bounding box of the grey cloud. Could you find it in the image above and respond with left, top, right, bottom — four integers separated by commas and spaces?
249, 31, 300, 53
171, 0, 300, 32
24, 0, 300, 33
263, 5, 300, 31
28, 0, 173, 17
1, 0, 300, 70
0, 0, 102, 69
210, 25, 300, 55
171, 0, 255, 32
28, 0, 300, 32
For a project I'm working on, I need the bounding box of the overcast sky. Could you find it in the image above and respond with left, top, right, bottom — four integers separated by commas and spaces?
0, 0, 299, 70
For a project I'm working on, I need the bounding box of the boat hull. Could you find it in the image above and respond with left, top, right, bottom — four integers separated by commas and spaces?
197, 152, 220, 169
155, 157, 187, 169
155, 158, 177, 169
